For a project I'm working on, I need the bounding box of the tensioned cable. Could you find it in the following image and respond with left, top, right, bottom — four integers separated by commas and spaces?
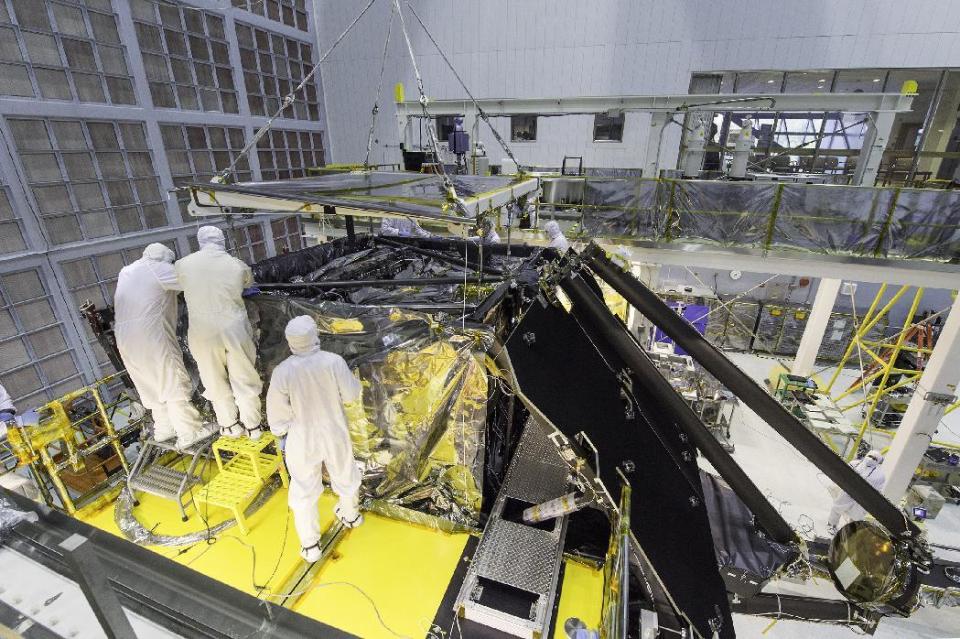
392, 0, 466, 216
217, 0, 381, 182
404, 1, 523, 174
364, 2, 396, 169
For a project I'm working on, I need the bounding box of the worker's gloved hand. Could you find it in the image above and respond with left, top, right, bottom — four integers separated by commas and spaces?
241, 286, 261, 298
0, 410, 15, 422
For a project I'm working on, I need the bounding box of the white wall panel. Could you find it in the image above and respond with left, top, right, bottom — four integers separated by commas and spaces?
317, 0, 960, 169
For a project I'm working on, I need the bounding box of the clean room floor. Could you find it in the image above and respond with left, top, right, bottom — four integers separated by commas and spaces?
714, 351, 960, 638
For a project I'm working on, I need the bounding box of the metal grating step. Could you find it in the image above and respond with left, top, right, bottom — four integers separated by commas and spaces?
454, 417, 571, 638
473, 519, 561, 596
129, 465, 194, 499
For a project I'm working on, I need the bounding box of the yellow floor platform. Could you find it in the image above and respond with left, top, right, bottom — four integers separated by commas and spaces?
554, 559, 605, 635
291, 514, 470, 638
77, 459, 605, 638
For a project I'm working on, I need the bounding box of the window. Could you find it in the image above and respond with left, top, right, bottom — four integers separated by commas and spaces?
131, 0, 238, 113
257, 128, 324, 180
593, 112, 624, 142
236, 21, 318, 119
833, 69, 886, 93
0, 184, 27, 256
271, 216, 303, 254
0, 268, 83, 408
734, 71, 784, 93
159, 123, 251, 218
61, 242, 175, 373
0, 0, 136, 104
783, 71, 834, 93
9, 118, 166, 244
229, 222, 268, 264
232, 0, 308, 32
510, 115, 537, 142
434, 116, 457, 142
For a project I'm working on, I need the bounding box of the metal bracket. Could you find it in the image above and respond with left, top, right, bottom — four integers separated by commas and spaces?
58, 534, 139, 639
923, 391, 956, 406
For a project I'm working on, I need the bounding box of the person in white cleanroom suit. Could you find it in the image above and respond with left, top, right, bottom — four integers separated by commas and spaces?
176, 227, 263, 439
544, 220, 569, 252
0, 382, 15, 422
380, 217, 430, 238
827, 449, 886, 534
267, 315, 364, 562
115, 243, 213, 448
477, 218, 500, 244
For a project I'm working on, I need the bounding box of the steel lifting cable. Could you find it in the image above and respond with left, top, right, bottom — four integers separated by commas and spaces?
404, 1, 523, 174
364, 2, 396, 169
392, 0, 467, 217
216, 0, 381, 182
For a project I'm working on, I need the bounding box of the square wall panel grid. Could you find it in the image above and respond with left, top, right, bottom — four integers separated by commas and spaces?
257, 128, 324, 180
230, 221, 268, 264
0, 268, 83, 407
184, 221, 268, 265
60, 240, 176, 373
0, 181, 26, 256
131, 0, 239, 113
236, 21, 319, 119
160, 123, 251, 217
232, 0, 308, 32
0, 0, 136, 104
9, 118, 167, 245
271, 216, 303, 254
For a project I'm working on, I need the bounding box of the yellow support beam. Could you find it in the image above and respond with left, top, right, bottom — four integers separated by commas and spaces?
826, 283, 888, 392
846, 287, 925, 460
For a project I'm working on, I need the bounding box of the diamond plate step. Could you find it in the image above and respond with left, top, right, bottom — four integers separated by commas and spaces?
454, 417, 570, 639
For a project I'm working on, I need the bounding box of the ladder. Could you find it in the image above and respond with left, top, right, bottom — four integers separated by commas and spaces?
454, 417, 572, 638
125, 435, 216, 522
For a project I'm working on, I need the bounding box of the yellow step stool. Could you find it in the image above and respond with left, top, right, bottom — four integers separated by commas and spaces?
193, 433, 288, 535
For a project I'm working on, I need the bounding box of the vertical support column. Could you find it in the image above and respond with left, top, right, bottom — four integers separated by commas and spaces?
642, 112, 670, 179
882, 294, 960, 501
792, 278, 842, 377
852, 110, 896, 186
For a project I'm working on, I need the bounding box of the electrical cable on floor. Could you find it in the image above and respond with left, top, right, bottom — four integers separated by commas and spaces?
265, 580, 413, 639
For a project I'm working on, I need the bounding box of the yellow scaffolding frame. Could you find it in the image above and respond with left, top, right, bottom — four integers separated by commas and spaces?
4, 373, 140, 514
825, 286, 933, 461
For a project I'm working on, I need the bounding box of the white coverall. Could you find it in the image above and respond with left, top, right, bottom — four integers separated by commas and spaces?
380, 217, 430, 238
0, 383, 15, 419
176, 227, 262, 433
267, 316, 363, 548
827, 452, 886, 530
544, 221, 570, 251
114, 244, 203, 442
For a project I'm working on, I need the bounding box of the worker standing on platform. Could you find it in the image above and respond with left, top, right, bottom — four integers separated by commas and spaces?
115, 243, 212, 449
380, 217, 431, 238
478, 218, 500, 244
544, 220, 570, 252
0, 382, 15, 423
176, 226, 263, 440
827, 450, 886, 534
267, 315, 364, 562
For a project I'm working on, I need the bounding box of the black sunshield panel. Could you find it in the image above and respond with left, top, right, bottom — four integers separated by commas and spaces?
505, 300, 735, 639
